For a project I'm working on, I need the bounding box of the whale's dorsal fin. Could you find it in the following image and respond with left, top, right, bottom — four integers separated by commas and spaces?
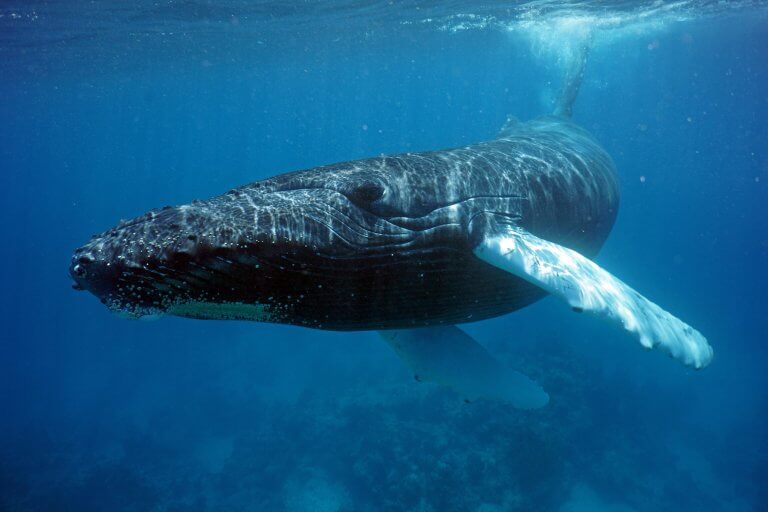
498, 115, 521, 138
379, 326, 548, 409
473, 225, 713, 369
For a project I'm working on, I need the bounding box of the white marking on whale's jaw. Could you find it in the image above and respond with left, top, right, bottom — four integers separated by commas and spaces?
138, 314, 163, 322
110, 305, 164, 321
167, 301, 274, 322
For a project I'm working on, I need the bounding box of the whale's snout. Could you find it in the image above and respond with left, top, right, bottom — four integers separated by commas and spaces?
69, 204, 206, 317
70, 253, 89, 282
69, 243, 121, 296
69, 251, 96, 290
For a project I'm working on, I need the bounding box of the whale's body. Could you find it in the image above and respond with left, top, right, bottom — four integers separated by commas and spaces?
70, 117, 618, 330
70, 69, 712, 407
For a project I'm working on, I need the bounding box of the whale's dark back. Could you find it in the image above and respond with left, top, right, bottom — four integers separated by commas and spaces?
70, 117, 619, 329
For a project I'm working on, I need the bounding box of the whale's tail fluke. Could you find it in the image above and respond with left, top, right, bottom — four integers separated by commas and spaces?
553, 31, 593, 119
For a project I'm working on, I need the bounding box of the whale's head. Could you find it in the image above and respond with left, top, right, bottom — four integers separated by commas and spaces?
69, 125, 617, 327
68, 160, 476, 324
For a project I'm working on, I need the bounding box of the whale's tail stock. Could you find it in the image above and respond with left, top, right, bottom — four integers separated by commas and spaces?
553, 29, 593, 119
498, 28, 593, 137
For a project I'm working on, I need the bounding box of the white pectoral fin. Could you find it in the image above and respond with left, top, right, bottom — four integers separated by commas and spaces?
379, 326, 548, 409
473, 227, 713, 369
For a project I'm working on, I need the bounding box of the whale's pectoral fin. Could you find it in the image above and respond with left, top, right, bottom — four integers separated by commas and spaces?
473, 226, 713, 369
379, 326, 549, 409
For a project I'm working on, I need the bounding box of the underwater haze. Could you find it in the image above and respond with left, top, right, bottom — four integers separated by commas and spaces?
1, 1, 767, 511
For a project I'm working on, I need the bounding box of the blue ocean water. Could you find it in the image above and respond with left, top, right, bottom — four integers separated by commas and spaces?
1, 1, 767, 511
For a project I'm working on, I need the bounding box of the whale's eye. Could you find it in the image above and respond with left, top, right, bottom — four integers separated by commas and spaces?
348, 182, 385, 205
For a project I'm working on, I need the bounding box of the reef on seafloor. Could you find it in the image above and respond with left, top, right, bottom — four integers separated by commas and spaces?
0, 332, 756, 512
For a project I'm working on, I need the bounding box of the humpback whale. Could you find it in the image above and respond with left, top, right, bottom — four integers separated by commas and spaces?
69, 50, 712, 408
